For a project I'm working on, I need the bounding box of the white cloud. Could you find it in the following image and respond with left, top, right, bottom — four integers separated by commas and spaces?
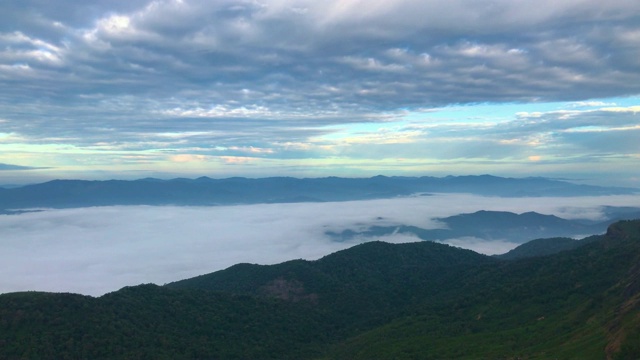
441, 237, 519, 256
2, 193, 639, 296
600, 106, 640, 114
340, 56, 408, 73
99, 15, 132, 34
570, 101, 617, 107
162, 105, 275, 118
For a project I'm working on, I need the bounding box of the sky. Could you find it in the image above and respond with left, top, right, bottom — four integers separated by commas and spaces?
1, 0, 640, 186
3, 193, 640, 296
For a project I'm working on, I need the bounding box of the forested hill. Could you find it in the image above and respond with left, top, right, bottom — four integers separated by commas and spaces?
495, 235, 600, 260
1, 220, 640, 359
0, 175, 636, 210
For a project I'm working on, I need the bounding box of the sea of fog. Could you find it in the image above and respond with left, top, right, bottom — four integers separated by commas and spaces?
2, 193, 640, 296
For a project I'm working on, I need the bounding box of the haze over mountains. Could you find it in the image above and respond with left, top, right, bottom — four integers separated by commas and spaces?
1, 173, 640, 358
327, 210, 608, 244
1, 175, 640, 296
1, 175, 637, 211
2, 0, 638, 356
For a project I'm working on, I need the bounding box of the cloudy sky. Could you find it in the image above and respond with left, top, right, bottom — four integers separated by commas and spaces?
1, 0, 639, 185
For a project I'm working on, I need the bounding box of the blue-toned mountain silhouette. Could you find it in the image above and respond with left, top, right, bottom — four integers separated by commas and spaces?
326, 210, 623, 244
0, 175, 637, 211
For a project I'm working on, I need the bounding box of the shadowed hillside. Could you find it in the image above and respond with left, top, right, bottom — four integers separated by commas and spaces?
494, 235, 601, 260
1, 220, 639, 359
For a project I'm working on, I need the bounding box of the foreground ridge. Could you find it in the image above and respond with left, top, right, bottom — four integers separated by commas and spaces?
1, 220, 640, 359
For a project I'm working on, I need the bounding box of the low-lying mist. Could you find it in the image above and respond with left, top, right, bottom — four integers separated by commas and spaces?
2, 193, 639, 296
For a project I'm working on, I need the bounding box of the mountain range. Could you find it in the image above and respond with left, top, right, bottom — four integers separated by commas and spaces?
0, 175, 637, 211
1, 219, 639, 359
327, 209, 640, 244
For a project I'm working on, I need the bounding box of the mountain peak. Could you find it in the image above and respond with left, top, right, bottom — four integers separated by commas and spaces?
606, 219, 640, 241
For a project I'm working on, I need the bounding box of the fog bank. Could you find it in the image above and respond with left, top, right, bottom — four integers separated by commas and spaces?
2, 193, 639, 296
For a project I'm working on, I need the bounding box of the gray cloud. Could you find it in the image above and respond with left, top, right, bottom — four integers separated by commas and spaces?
1, 0, 639, 183
3, 1, 640, 116
2, 193, 640, 296
0, 163, 42, 170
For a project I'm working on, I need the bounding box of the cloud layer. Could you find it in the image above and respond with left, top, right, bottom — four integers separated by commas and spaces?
0, 0, 639, 183
2, 193, 639, 296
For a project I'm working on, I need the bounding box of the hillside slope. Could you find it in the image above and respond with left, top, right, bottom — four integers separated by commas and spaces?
0, 220, 639, 359
326, 220, 640, 359
495, 235, 600, 260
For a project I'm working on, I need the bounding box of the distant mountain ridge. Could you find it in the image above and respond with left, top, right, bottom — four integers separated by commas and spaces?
0, 175, 636, 210
327, 210, 610, 244
1, 219, 640, 359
